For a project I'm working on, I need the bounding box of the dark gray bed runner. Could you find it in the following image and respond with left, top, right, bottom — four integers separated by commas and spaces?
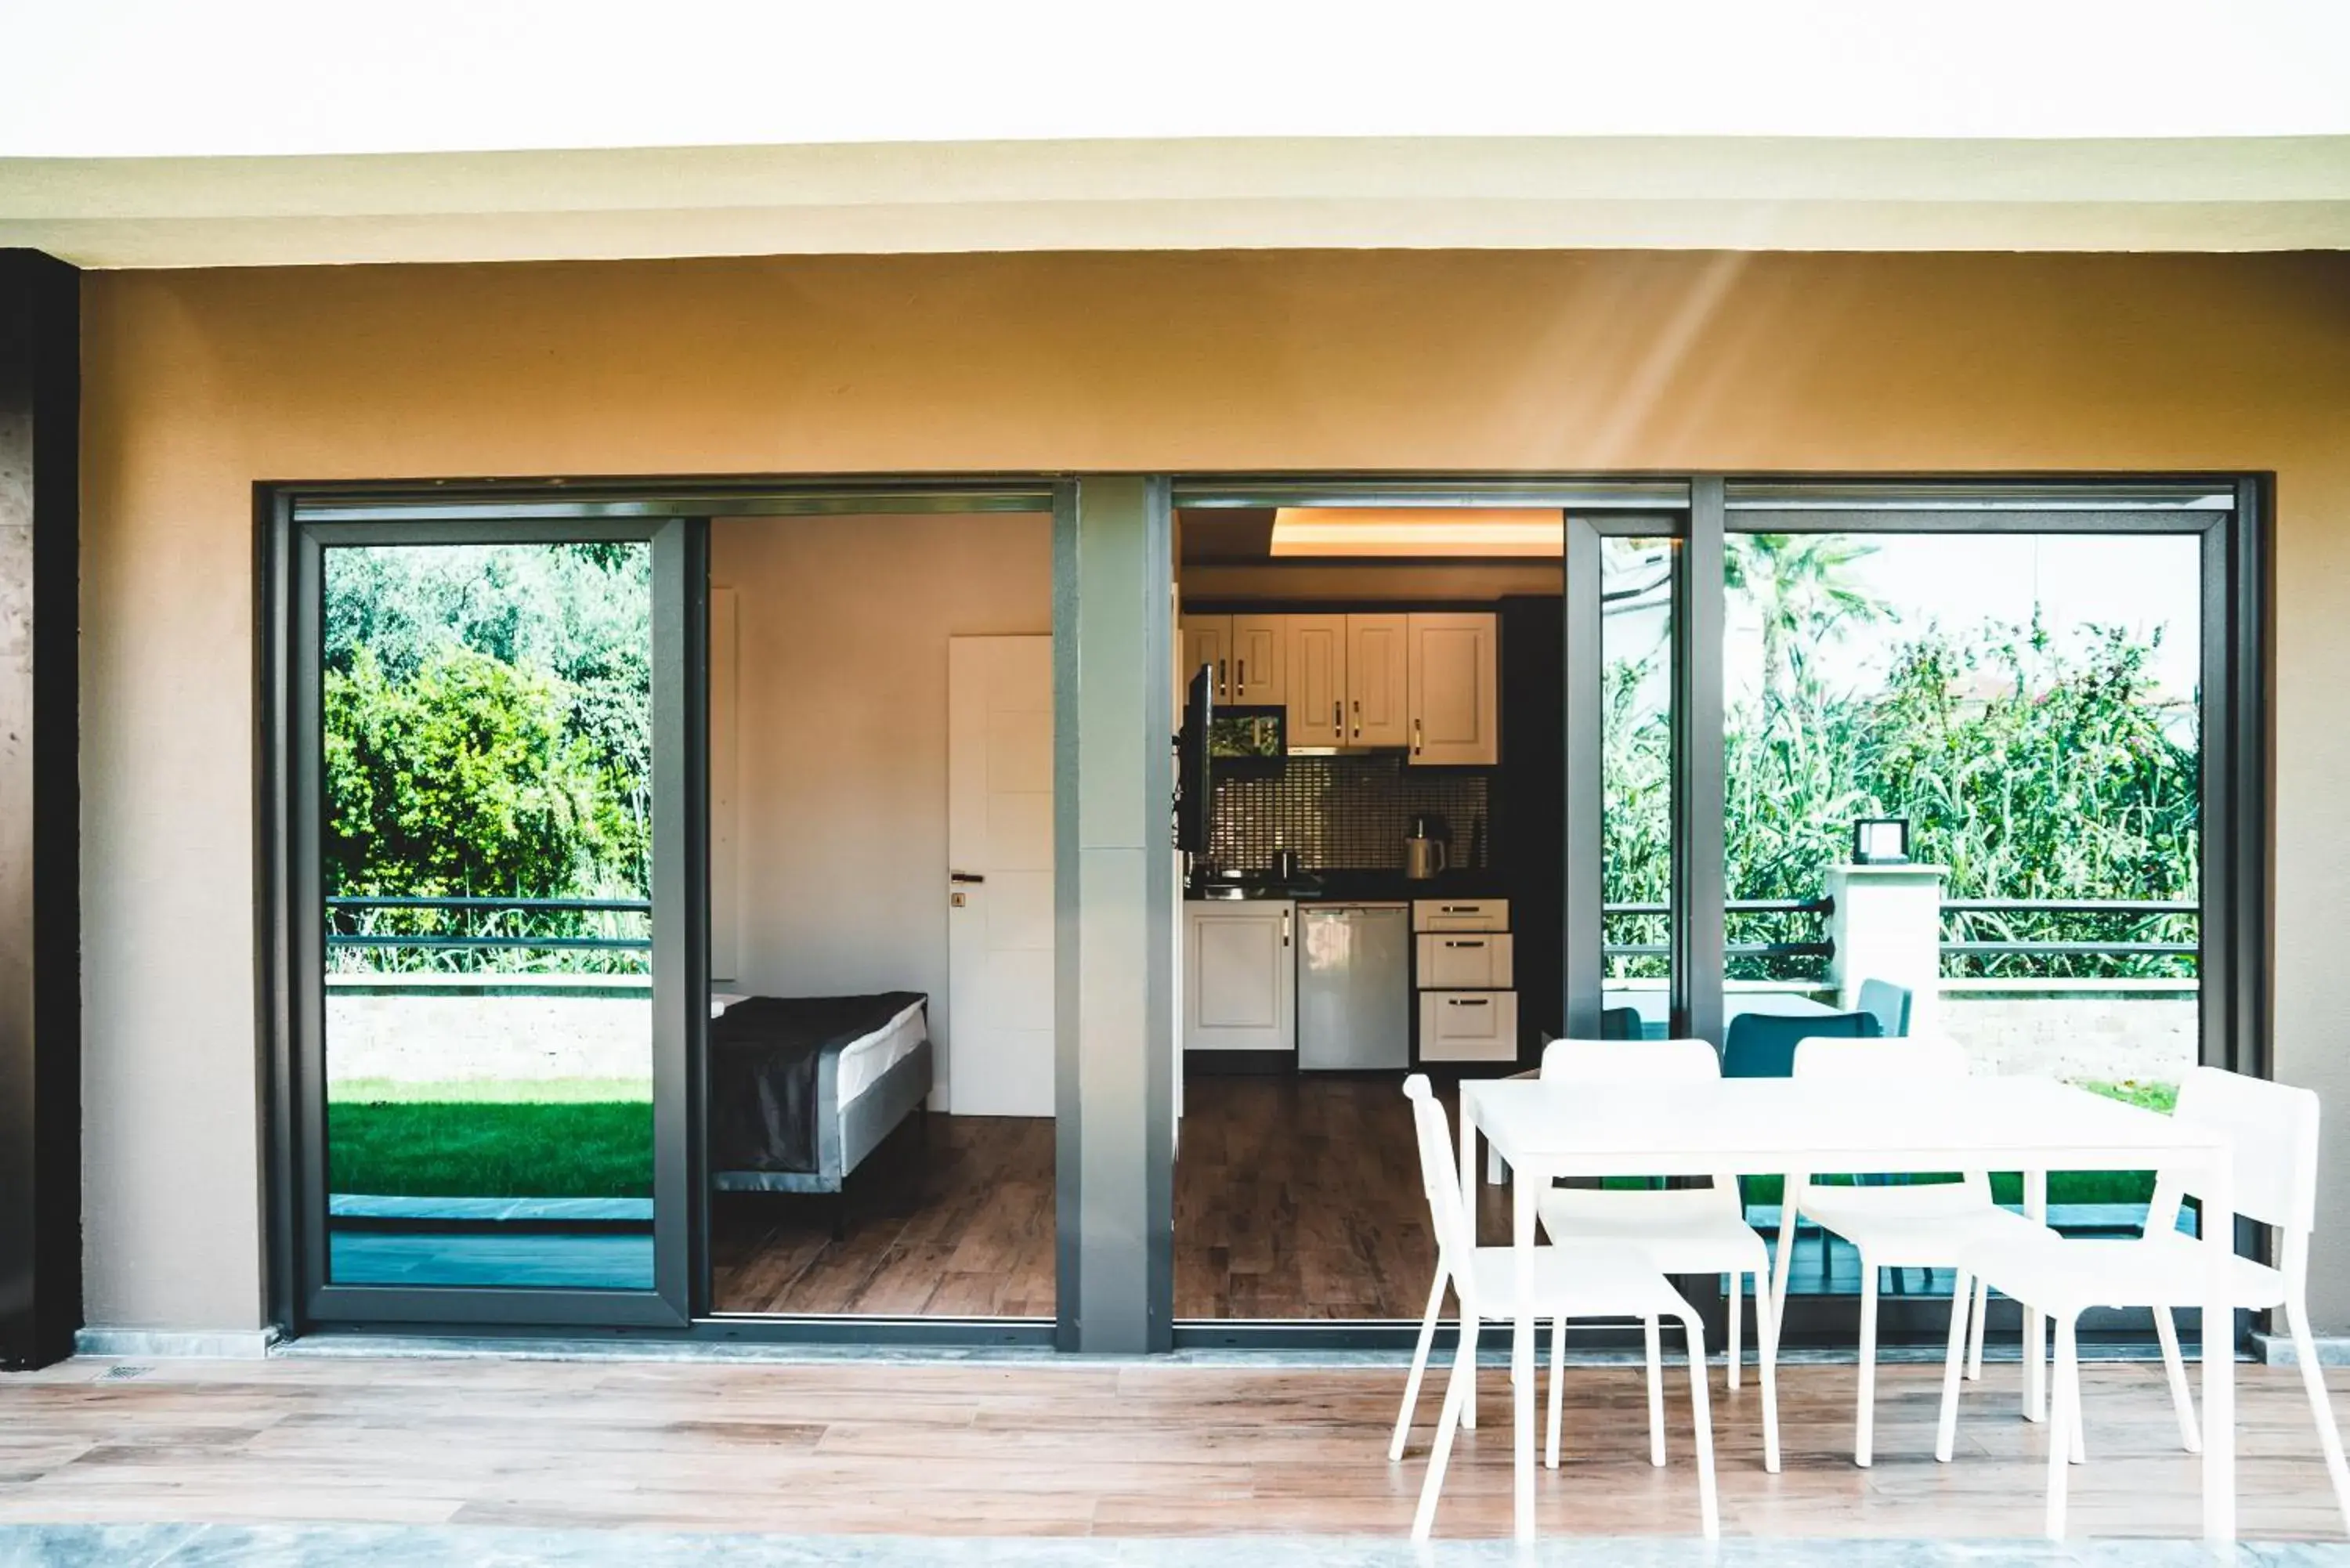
708, 992, 926, 1174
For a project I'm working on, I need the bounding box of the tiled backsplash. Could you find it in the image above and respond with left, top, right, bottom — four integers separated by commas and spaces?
1206, 756, 1490, 874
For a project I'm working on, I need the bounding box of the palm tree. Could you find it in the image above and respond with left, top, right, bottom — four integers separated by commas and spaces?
1726, 533, 1889, 703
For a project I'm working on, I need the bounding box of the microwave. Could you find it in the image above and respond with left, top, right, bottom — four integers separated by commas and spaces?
1208, 706, 1285, 760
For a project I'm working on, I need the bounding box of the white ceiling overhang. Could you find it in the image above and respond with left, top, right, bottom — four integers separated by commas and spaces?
5, 135, 2349, 269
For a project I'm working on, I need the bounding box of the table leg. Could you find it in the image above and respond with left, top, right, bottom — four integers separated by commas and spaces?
2203, 1152, 2236, 1543
2023, 1167, 2047, 1424
1514, 1171, 1538, 1541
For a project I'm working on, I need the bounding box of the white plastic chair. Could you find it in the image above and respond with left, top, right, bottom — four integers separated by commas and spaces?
1770, 1036, 2041, 1467
1536, 1037, 1781, 1472
1936, 1065, 2350, 1540
1390, 1074, 1719, 1541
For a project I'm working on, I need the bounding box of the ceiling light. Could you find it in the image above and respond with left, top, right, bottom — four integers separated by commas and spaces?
1267, 508, 1564, 558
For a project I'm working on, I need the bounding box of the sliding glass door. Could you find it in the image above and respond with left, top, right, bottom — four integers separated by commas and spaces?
1567, 482, 2262, 1345
280, 517, 700, 1328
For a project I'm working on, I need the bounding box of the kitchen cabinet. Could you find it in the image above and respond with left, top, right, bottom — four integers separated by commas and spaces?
1412, 897, 1516, 1063
1416, 931, 1514, 989
1229, 614, 1287, 706
1347, 612, 1411, 746
1183, 901, 1296, 1054
1419, 991, 1521, 1062
1407, 612, 1499, 766
1180, 614, 1231, 703
1284, 615, 1347, 750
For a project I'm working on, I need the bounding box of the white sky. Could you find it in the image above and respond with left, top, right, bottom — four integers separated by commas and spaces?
1607, 533, 2204, 705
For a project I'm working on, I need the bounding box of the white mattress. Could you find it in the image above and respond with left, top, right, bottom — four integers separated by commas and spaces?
835, 997, 929, 1105
706, 991, 927, 1116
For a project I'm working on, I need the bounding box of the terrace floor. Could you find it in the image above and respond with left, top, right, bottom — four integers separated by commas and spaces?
3, 1349, 2348, 1557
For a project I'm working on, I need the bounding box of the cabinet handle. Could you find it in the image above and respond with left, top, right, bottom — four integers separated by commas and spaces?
1332, 699, 1341, 733
1448, 997, 1490, 1008
1412, 717, 1423, 755
1237, 658, 1246, 690
1447, 939, 1484, 949
1281, 909, 1291, 947
1351, 698, 1361, 739
1215, 658, 1226, 698
1441, 905, 1477, 913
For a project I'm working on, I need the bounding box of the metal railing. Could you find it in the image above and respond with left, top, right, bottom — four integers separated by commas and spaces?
326, 894, 652, 970
1603, 895, 2200, 978
1603, 898, 1834, 962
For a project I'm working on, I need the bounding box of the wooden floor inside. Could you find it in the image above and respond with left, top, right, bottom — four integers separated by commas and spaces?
710, 1112, 1056, 1317
3, 1353, 2345, 1539
709, 1072, 1447, 1318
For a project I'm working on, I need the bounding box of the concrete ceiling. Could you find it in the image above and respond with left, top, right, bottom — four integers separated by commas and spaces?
5, 135, 2348, 269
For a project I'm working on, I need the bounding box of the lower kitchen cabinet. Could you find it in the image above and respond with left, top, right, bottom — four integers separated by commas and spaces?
1418, 989, 1520, 1062
1183, 901, 1296, 1054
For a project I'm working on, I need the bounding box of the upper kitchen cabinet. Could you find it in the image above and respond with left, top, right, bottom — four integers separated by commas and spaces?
1347, 612, 1411, 747
1181, 613, 1232, 703
1229, 613, 1287, 706
1285, 615, 1347, 750
1407, 612, 1499, 765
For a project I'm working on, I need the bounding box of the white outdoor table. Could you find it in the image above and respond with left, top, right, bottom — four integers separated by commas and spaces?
1459, 1075, 2236, 1544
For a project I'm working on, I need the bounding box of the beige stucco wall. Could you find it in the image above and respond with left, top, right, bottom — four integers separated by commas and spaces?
78, 250, 2350, 1332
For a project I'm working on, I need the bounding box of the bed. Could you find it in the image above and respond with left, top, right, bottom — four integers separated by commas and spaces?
707, 992, 933, 1201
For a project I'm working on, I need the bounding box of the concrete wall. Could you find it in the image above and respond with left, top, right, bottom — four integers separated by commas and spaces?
78, 250, 2350, 1331
707, 513, 1051, 1093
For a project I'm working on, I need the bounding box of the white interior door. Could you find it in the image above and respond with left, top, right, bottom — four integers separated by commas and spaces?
946, 635, 1054, 1117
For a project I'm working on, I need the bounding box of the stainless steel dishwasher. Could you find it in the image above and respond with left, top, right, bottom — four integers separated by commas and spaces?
1295, 902, 1410, 1071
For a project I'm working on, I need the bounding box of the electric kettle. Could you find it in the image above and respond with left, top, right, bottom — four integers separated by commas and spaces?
1404, 812, 1448, 880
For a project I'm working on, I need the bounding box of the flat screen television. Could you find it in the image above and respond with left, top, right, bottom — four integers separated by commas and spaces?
1175, 666, 1213, 854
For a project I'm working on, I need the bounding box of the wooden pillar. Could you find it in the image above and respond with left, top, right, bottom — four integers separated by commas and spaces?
0, 250, 81, 1371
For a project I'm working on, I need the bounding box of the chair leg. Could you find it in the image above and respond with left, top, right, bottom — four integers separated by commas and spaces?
2045, 1316, 2079, 1540
2066, 1350, 2086, 1465
1967, 1274, 1989, 1382
1412, 1319, 1477, 1542
1680, 1311, 1721, 1541
1936, 1268, 1971, 1464
1390, 1269, 1447, 1461
1856, 1259, 1881, 1468
1726, 1269, 1743, 1391
1644, 1315, 1667, 1466
2153, 1304, 2202, 1454
1546, 1316, 1567, 1469
1755, 1269, 1782, 1474
2285, 1298, 2350, 1536
1456, 1315, 1479, 1432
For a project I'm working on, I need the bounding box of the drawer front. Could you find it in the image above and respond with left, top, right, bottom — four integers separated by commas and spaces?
1412, 898, 1509, 933
1415, 932, 1514, 989
1419, 990, 1520, 1062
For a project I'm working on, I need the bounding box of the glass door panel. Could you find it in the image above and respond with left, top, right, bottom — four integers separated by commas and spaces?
1723, 529, 2203, 1308
292, 523, 694, 1325
1601, 535, 1677, 1039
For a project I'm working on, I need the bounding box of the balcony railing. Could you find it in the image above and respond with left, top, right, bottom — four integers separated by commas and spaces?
1603, 896, 2200, 982
327, 894, 652, 973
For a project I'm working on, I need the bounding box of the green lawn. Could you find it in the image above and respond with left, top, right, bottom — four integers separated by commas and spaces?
327, 1078, 652, 1200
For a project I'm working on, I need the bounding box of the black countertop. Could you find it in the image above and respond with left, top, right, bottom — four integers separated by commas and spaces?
1184, 869, 1508, 903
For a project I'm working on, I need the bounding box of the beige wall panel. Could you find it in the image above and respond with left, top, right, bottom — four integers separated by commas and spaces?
77, 250, 2350, 1330
711, 515, 1049, 1102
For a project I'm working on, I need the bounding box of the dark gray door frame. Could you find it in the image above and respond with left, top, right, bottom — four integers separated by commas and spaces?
271, 513, 700, 1330
0, 249, 81, 1372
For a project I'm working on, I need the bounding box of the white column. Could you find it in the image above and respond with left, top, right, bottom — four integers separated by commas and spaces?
1824, 864, 1947, 1039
